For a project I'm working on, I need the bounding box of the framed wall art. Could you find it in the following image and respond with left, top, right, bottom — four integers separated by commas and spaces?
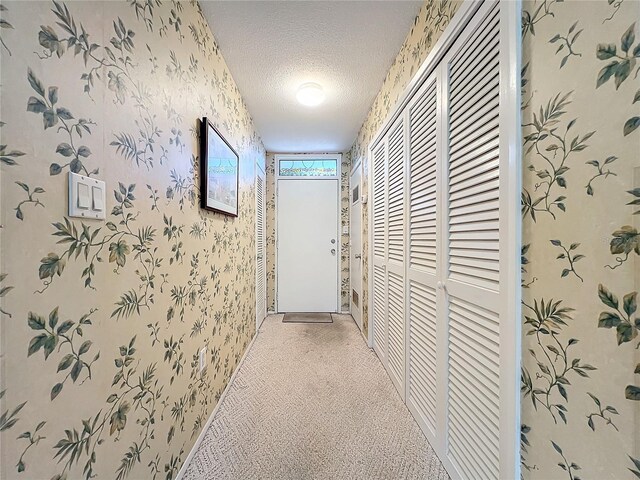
200, 117, 239, 217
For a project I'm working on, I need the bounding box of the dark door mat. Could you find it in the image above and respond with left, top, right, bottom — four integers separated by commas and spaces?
282, 312, 333, 323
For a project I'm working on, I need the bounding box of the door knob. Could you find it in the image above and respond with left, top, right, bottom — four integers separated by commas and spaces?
355, 254, 362, 259
330, 239, 336, 244
331, 248, 336, 255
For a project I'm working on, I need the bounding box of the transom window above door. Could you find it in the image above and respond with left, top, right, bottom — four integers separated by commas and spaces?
278, 158, 338, 177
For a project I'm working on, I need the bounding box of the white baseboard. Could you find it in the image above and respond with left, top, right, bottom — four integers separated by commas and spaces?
176, 331, 259, 480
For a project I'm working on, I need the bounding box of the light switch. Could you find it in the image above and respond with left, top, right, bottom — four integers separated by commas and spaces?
77, 183, 90, 209
69, 172, 106, 220
92, 186, 104, 211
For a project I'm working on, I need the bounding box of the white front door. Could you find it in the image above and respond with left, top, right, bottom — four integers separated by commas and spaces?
277, 178, 339, 312
349, 166, 362, 329
256, 164, 266, 328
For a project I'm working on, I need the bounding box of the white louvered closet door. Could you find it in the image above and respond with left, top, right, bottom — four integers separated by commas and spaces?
385, 116, 406, 395
368, 1, 519, 478
405, 73, 441, 442
256, 166, 266, 327
371, 140, 388, 363
441, 2, 506, 479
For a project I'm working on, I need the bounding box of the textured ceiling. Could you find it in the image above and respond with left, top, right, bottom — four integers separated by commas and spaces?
200, 1, 423, 153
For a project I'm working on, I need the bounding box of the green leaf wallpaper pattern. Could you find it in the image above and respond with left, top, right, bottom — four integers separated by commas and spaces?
1, 0, 638, 479
521, 1, 638, 478
0, 0, 265, 478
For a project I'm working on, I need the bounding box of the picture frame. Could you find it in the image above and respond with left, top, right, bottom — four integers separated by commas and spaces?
199, 117, 239, 217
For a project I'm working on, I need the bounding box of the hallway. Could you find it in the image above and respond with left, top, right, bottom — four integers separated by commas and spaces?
182, 314, 448, 480
1, 0, 638, 478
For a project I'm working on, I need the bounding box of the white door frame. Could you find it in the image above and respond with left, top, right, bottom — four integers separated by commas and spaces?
349, 158, 363, 329
255, 161, 266, 329
274, 153, 342, 313
366, 0, 521, 478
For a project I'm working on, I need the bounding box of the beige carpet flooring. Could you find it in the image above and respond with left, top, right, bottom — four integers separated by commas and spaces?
181, 314, 449, 480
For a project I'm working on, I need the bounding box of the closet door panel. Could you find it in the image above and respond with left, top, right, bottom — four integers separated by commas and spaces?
443, 2, 502, 479
371, 141, 388, 362
386, 116, 406, 394
406, 75, 440, 437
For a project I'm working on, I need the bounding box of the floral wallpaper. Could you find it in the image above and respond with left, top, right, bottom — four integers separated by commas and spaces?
265, 152, 351, 313
0, 1, 265, 479
349, 0, 463, 336
520, 0, 638, 478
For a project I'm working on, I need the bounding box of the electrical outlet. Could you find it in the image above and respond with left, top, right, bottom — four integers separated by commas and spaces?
199, 347, 206, 373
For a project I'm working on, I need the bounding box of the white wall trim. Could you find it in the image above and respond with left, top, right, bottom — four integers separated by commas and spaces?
499, 0, 523, 477
176, 331, 260, 480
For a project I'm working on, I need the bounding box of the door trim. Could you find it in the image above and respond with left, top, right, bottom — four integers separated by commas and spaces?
274, 153, 342, 313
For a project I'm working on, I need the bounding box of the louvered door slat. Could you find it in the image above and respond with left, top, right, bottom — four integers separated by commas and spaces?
450, 156, 499, 186
449, 138, 500, 175
387, 271, 404, 386
372, 143, 386, 260
256, 169, 266, 324
448, 392, 499, 445
448, 59, 501, 289
373, 264, 386, 360
449, 414, 498, 473
450, 90, 500, 134
448, 418, 498, 477
450, 50, 500, 107
449, 8, 500, 78
409, 79, 438, 274
387, 119, 404, 265
408, 280, 437, 431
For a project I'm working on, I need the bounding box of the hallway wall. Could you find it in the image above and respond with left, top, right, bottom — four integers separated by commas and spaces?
0, 1, 265, 479
265, 152, 351, 313
350, 0, 639, 478
520, 1, 638, 477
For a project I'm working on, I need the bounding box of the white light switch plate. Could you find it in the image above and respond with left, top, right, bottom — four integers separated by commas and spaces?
69, 172, 106, 220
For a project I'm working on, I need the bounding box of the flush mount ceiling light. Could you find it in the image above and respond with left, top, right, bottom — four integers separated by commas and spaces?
296, 82, 325, 107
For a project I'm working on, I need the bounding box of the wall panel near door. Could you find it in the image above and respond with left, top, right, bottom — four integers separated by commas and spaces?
367, 1, 520, 479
